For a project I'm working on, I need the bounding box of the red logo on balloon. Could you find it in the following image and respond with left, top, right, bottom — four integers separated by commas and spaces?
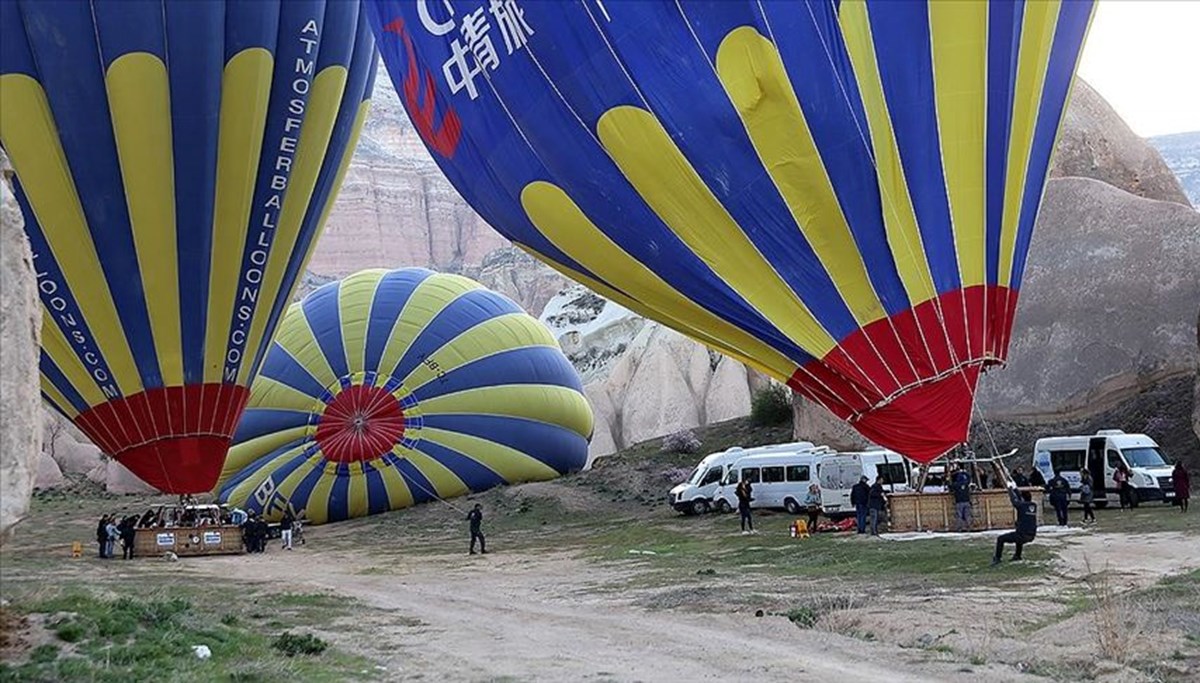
384, 18, 462, 158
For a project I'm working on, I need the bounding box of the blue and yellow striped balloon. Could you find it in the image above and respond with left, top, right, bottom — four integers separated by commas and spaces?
217, 268, 592, 525
0, 1, 377, 492
364, 0, 1094, 462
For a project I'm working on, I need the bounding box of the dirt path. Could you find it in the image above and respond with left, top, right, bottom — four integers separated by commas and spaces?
189, 549, 1022, 682
1057, 531, 1200, 587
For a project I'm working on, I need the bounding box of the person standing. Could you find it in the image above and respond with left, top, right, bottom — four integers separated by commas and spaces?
850, 476, 870, 535
993, 482, 1038, 565
104, 516, 119, 559
96, 515, 110, 559
467, 503, 487, 554
950, 467, 973, 532
1114, 464, 1131, 510
735, 478, 755, 535
120, 516, 137, 559
867, 476, 887, 535
802, 484, 822, 531
1080, 473, 1096, 524
1047, 471, 1071, 526
279, 510, 295, 550
1173, 462, 1191, 513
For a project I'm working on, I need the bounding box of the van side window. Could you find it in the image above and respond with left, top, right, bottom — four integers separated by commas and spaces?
741, 468, 761, 484
1106, 450, 1123, 471
1050, 449, 1085, 474
877, 463, 907, 486
700, 468, 723, 486
762, 466, 785, 483
724, 469, 740, 485
786, 465, 810, 482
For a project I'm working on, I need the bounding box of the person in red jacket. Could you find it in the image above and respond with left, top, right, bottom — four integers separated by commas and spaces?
1173, 462, 1191, 513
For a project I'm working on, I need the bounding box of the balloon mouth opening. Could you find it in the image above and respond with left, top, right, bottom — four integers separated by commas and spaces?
313, 383, 407, 463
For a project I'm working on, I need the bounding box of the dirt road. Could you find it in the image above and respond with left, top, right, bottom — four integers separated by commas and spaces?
190, 549, 1028, 682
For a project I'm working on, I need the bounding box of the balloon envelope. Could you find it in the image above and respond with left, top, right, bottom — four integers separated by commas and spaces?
364, 0, 1094, 461
0, 1, 378, 492
217, 268, 592, 525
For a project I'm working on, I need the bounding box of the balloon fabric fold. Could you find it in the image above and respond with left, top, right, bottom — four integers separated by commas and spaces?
217, 268, 592, 525
1, 0, 378, 492
364, 0, 1095, 462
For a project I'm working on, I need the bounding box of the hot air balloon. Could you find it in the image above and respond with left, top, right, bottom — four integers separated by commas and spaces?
0, 1, 378, 492
362, 0, 1095, 462
216, 268, 592, 525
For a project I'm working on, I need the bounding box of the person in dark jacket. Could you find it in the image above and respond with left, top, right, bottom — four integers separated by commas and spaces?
1011, 467, 1030, 488
1174, 462, 1191, 513
280, 510, 295, 550
993, 484, 1038, 565
735, 478, 755, 534
467, 503, 486, 554
867, 476, 887, 535
1029, 467, 1046, 488
850, 476, 870, 534
119, 516, 137, 559
96, 515, 110, 558
1047, 472, 1070, 526
950, 468, 973, 531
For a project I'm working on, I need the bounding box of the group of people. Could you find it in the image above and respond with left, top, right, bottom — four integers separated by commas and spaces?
849, 476, 889, 535
94, 513, 137, 559
240, 509, 300, 553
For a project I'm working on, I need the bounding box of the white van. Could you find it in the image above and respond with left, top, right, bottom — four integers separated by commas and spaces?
713, 447, 832, 514
669, 442, 817, 515
1032, 430, 1177, 506
817, 450, 913, 516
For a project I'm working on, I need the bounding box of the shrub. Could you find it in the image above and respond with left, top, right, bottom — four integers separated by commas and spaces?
54, 620, 86, 643
750, 384, 792, 426
660, 430, 701, 455
30, 644, 59, 665
272, 631, 328, 657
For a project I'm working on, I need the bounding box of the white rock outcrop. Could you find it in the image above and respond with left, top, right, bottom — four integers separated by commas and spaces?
0, 156, 42, 542
34, 452, 64, 490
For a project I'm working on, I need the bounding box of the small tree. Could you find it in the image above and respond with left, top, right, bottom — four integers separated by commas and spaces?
750, 383, 792, 426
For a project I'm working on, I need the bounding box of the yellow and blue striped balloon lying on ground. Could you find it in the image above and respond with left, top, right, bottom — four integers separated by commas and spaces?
217, 269, 593, 525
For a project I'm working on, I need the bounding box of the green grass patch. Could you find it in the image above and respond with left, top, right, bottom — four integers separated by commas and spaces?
0, 589, 375, 683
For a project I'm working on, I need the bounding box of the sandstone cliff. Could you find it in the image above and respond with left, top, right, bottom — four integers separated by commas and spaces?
1051, 81, 1191, 207
975, 177, 1200, 420
1, 154, 43, 542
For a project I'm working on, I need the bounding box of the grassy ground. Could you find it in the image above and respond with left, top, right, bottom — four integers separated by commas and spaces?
2, 415, 1197, 681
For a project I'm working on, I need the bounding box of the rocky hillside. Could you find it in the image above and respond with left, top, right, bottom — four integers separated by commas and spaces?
1151, 131, 1200, 208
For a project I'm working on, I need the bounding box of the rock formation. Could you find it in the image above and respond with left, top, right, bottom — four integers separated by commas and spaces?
35, 452, 64, 490
86, 459, 158, 496
541, 286, 762, 458
1051, 81, 1191, 207
0, 153, 42, 542
1195, 312, 1200, 444
976, 177, 1200, 420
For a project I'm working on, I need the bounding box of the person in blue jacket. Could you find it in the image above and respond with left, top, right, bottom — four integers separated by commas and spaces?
993, 483, 1039, 565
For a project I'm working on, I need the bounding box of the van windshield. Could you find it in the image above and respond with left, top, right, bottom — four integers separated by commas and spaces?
687, 466, 705, 485
1122, 447, 1167, 469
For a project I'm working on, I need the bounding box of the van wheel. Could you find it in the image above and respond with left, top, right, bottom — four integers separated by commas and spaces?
690, 499, 710, 516
715, 499, 732, 514
784, 498, 802, 515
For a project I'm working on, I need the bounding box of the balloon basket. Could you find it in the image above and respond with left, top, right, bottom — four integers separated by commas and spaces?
886, 489, 1044, 533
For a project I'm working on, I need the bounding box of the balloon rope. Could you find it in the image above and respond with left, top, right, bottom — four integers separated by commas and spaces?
400, 466, 472, 516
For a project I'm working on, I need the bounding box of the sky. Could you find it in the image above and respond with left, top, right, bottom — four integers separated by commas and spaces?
1078, 1, 1200, 138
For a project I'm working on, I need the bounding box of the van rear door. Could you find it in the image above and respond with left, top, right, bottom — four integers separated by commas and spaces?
1087, 437, 1107, 498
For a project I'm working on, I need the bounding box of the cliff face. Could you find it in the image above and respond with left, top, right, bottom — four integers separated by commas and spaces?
1051, 81, 1191, 207
976, 177, 1200, 420
1, 155, 43, 542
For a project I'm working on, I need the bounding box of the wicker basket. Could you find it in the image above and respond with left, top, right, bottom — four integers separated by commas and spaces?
886, 488, 1044, 532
